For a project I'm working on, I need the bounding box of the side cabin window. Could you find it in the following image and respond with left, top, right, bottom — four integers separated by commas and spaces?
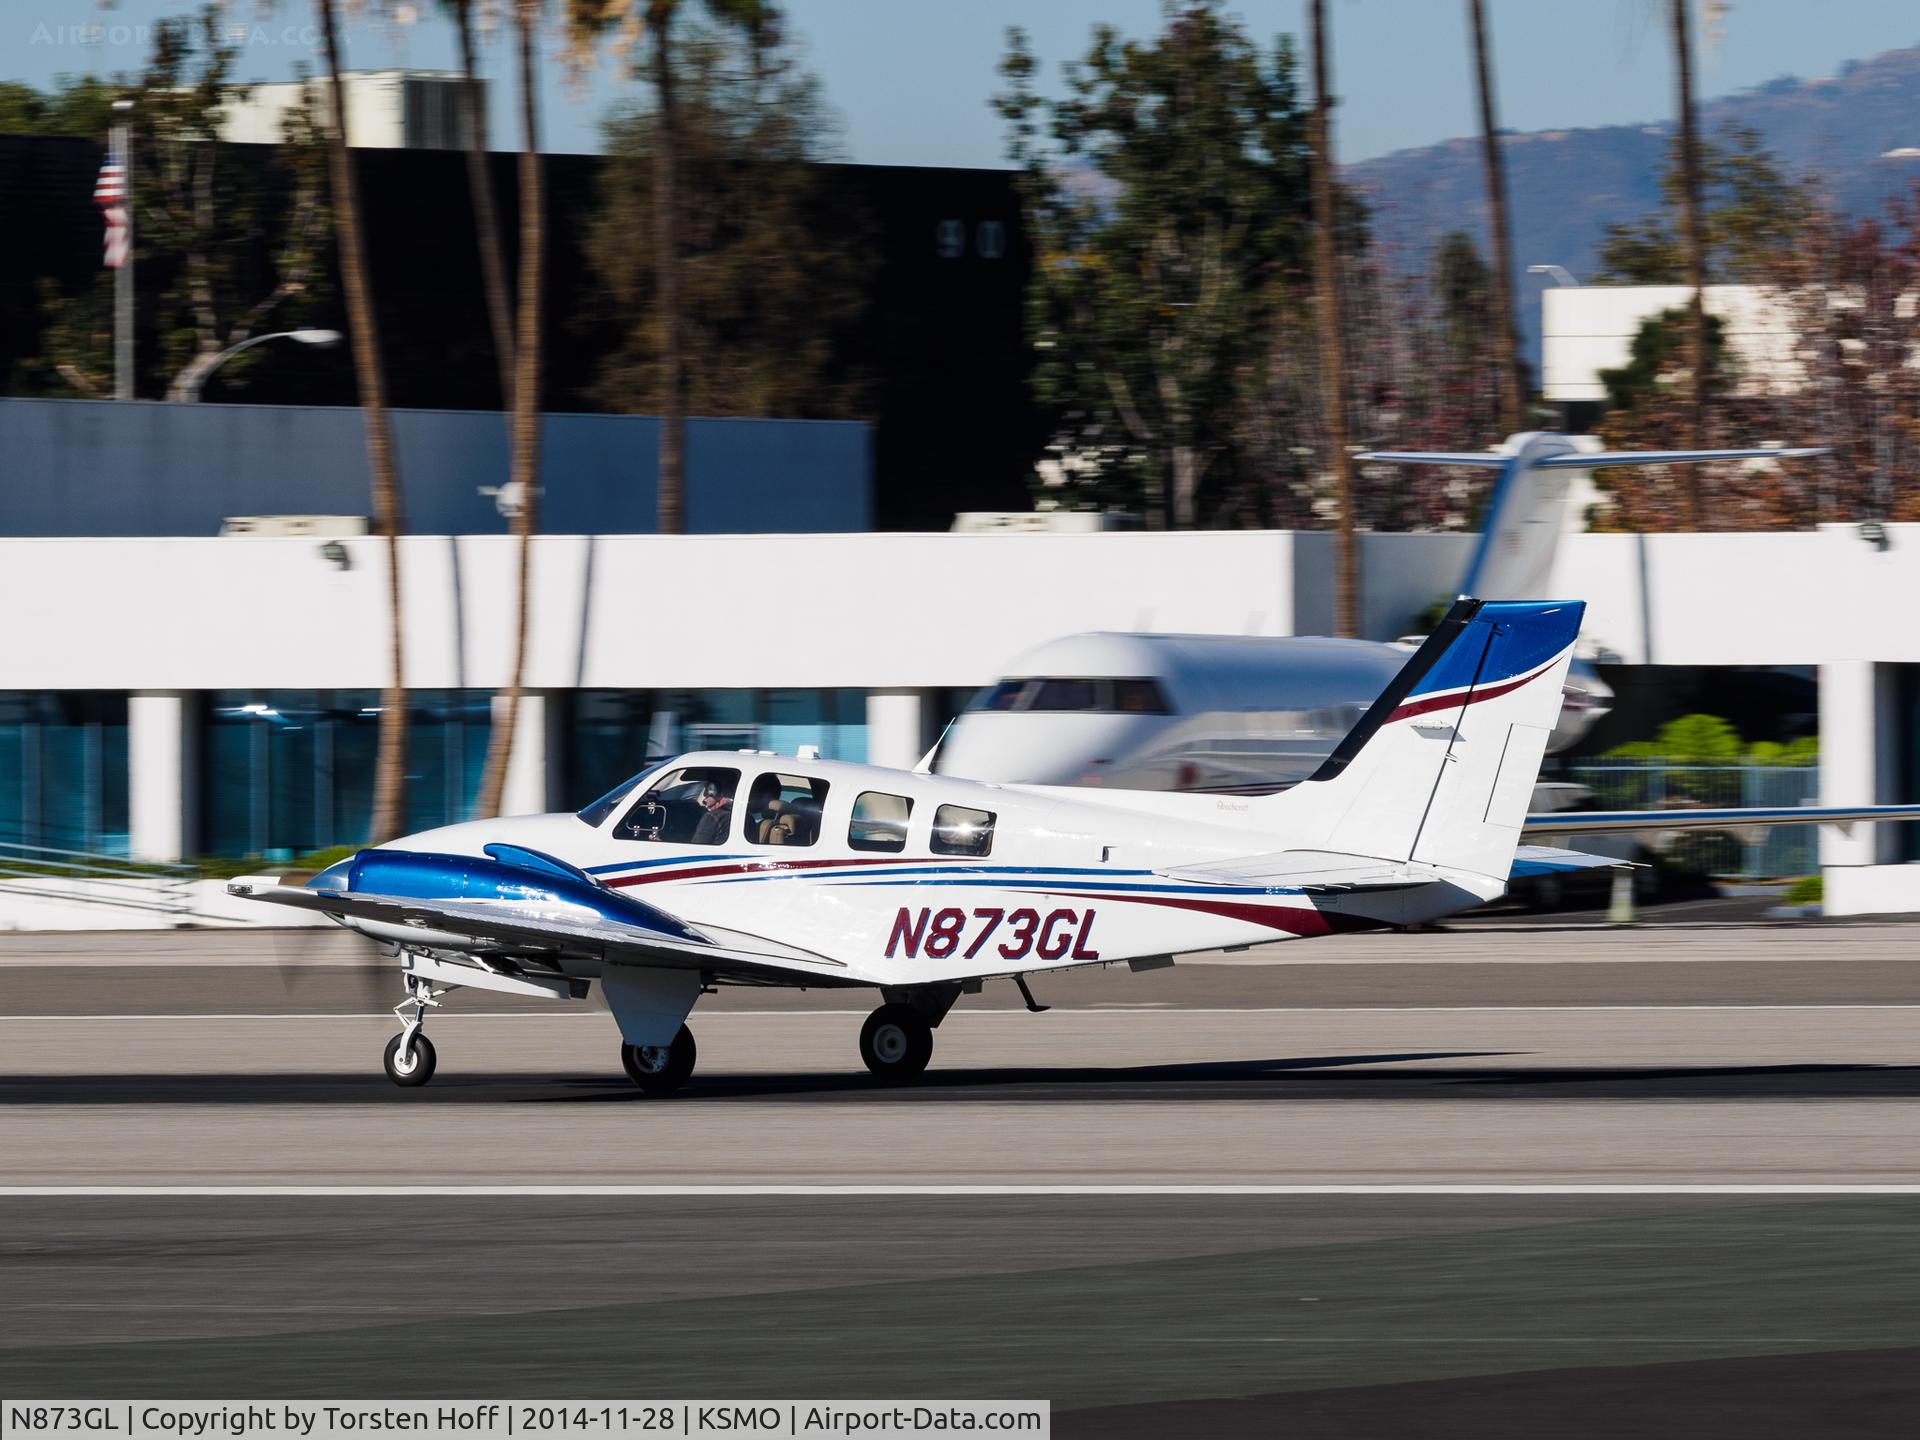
743, 773, 831, 848
931, 803, 995, 857
849, 791, 913, 853
615, 766, 740, 845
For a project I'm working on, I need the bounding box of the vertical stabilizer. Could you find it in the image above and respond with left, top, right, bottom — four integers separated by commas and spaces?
1264, 597, 1584, 880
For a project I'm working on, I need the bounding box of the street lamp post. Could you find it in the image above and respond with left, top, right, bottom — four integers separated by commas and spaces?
166, 328, 342, 402
111, 98, 134, 401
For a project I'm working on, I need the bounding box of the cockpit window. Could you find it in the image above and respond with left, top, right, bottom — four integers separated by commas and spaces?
968, 678, 1171, 716
1031, 678, 1098, 712
614, 766, 740, 844
576, 760, 671, 827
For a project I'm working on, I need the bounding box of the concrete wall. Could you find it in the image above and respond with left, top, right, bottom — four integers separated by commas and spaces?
0, 398, 871, 537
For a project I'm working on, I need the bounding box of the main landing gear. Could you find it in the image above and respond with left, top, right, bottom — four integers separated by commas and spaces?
620, 1024, 699, 1095
859, 1003, 934, 1082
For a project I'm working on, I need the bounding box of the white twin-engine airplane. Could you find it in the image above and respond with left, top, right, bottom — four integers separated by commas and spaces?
231, 595, 1916, 1093
233, 597, 1598, 1090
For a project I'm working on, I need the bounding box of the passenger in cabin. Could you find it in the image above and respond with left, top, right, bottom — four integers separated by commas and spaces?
690, 779, 736, 846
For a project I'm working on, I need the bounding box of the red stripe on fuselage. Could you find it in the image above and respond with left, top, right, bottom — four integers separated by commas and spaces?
604, 855, 923, 888
1050, 890, 1383, 937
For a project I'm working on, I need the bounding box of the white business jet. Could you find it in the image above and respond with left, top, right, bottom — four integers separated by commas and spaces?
930, 434, 1818, 793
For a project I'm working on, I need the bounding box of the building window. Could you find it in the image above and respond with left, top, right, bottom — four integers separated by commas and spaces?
849, 791, 912, 853
931, 803, 994, 857
0, 692, 129, 856
202, 690, 492, 859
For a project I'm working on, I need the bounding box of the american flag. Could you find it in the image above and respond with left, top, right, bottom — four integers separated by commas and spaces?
94, 160, 128, 269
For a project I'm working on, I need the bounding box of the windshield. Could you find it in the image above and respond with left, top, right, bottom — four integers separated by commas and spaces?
575, 759, 673, 827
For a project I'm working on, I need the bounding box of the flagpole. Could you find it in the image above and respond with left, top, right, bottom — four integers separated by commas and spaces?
112, 98, 133, 401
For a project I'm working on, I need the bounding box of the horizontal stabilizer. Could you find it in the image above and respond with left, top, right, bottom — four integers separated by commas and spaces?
1533, 447, 1827, 469
1524, 804, 1920, 836
1509, 845, 1637, 878
1355, 450, 1511, 468
1157, 849, 1436, 893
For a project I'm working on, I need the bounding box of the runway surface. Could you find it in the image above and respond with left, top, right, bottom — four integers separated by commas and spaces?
2, 907, 1918, 1432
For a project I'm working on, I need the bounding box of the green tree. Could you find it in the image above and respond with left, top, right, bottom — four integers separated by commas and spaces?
16, 9, 332, 401
0, 76, 117, 137
994, 2, 1312, 528
584, 12, 867, 421
1597, 305, 1731, 413
1595, 124, 1809, 286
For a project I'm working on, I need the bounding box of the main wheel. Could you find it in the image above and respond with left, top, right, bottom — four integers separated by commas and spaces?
622, 1024, 697, 1095
383, 1032, 437, 1088
859, 1003, 933, 1082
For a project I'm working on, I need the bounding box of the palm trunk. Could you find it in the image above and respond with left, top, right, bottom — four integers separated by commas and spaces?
1309, 0, 1358, 637
316, 0, 408, 843
474, 0, 545, 820
1671, 0, 1708, 526
650, 0, 686, 535
1468, 0, 1524, 436
455, 0, 517, 409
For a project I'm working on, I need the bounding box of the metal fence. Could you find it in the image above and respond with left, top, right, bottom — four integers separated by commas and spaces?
1558, 762, 1820, 879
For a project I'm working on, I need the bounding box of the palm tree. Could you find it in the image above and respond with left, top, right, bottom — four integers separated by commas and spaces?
474, 0, 546, 819
1467, 0, 1524, 436
314, 0, 408, 841
1308, 0, 1357, 637
448, 0, 517, 408
1671, 0, 1708, 525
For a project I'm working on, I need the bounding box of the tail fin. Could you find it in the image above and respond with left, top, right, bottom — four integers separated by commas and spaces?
1264, 597, 1584, 880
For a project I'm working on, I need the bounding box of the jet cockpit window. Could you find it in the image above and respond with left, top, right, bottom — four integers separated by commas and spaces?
614, 766, 740, 845
969, 678, 1172, 715
849, 791, 913, 852
930, 803, 995, 857
576, 759, 672, 827
743, 773, 831, 848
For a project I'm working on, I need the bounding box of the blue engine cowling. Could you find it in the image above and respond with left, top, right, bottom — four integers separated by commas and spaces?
308, 843, 707, 942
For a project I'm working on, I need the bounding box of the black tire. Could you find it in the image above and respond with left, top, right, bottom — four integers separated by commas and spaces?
859, 1003, 933, 1082
622, 1025, 697, 1095
383, 1032, 436, 1088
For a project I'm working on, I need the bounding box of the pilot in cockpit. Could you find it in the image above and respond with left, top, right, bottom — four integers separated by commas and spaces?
690, 779, 736, 846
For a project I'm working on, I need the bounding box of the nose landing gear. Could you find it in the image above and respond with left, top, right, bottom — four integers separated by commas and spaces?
383, 973, 443, 1088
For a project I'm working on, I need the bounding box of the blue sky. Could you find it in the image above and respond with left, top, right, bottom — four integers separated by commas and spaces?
15, 1, 1920, 163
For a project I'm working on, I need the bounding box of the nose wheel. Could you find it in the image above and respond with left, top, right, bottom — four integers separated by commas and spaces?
860, 1003, 933, 1082
622, 1024, 698, 1095
384, 973, 443, 1088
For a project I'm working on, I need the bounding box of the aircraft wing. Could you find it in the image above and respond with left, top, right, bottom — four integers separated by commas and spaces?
1523, 805, 1920, 836
228, 880, 863, 987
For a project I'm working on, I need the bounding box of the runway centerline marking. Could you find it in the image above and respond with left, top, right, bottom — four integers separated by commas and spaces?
4, 1184, 1920, 1197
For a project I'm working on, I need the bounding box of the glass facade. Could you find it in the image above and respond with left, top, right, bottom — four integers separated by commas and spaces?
202, 690, 492, 859
561, 689, 869, 812
0, 692, 129, 855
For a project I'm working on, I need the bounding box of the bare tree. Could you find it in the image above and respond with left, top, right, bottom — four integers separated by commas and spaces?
1467, 0, 1524, 435
1308, 0, 1357, 636
474, 0, 546, 819
315, 0, 409, 841
648, 0, 687, 533
1671, 0, 1708, 525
